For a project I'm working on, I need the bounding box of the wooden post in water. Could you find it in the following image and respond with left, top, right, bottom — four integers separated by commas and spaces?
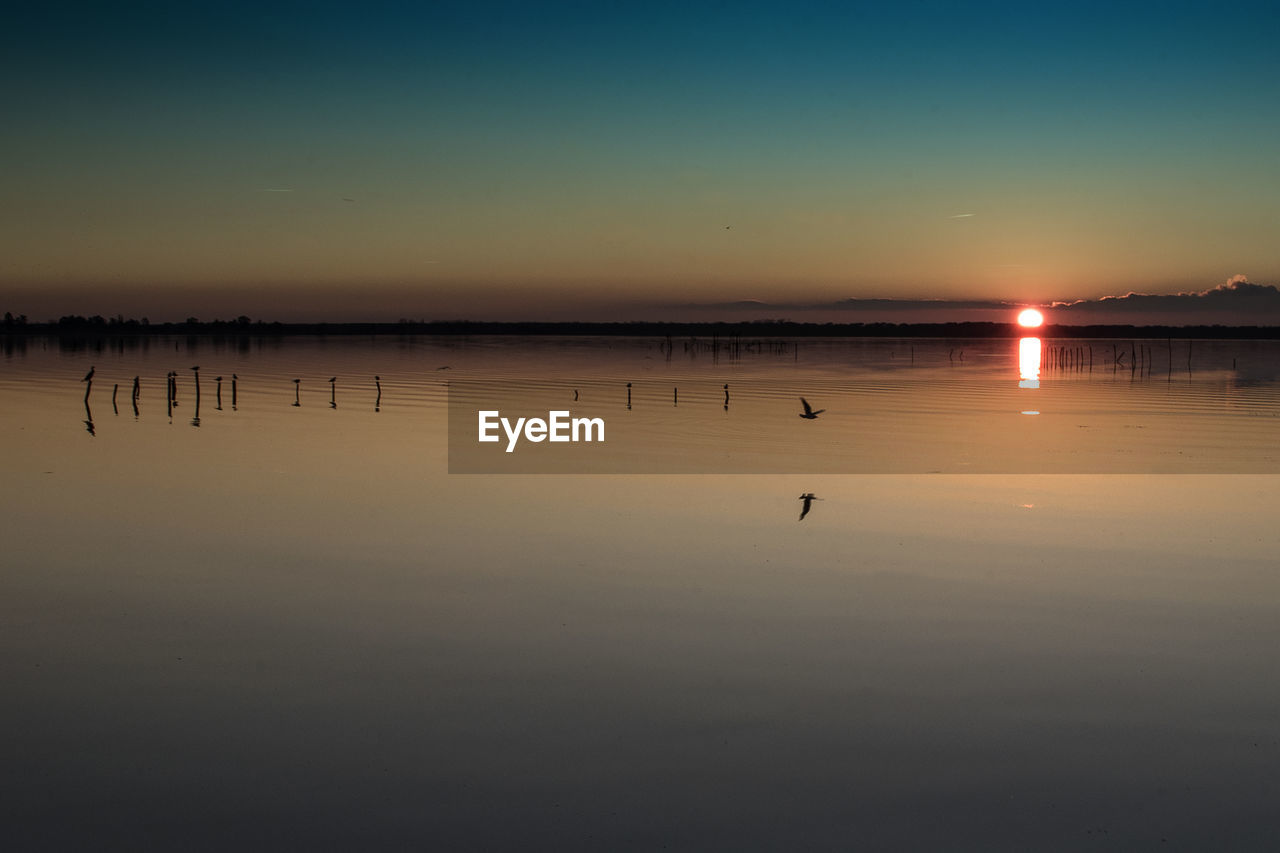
626, 382, 631, 409
293, 378, 300, 407
232, 374, 238, 409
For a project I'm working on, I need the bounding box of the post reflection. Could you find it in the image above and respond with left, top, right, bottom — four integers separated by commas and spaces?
1019, 336, 1041, 389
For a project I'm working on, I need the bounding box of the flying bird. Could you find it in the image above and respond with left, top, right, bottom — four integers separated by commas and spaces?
798, 493, 822, 520
799, 397, 825, 419
81, 366, 95, 382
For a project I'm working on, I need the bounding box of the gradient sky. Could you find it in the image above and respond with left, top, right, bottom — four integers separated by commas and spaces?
3, 1, 1280, 321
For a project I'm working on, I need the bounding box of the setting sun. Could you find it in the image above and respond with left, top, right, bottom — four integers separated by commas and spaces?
1017, 308, 1045, 328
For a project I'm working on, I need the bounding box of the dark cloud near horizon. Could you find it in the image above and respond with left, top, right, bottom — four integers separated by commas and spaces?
713, 297, 1013, 312
683, 277, 1280, 326
1051, 277, 1280, 324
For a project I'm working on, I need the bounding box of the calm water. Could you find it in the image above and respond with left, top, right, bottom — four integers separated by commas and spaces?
4, 335, 1280, 850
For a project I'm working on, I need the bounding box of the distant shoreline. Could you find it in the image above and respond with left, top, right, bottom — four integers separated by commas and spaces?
5, 318, 1280, 339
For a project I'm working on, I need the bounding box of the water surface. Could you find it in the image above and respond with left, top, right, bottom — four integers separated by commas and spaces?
3, 335, 1280, 850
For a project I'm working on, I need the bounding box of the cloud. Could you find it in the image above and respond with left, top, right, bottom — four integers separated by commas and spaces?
667, 276, 1280, 325
1050, 276, 1280, 325
948, 213, 976, 219
669, 296, 1019, 323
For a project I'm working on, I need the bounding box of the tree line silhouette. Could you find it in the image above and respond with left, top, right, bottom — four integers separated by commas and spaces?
4, 313, 1280, 339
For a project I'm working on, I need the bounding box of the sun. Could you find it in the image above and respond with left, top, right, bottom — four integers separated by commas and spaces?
1017, 308, 1044, 328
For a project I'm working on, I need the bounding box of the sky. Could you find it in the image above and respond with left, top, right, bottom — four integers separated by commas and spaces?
3, 0, 1280, 323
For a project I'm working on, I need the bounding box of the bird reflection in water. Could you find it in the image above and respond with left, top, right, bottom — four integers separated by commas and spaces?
798, 397, 825, 419
83, 399, 95, 436
798, 493, 821, 520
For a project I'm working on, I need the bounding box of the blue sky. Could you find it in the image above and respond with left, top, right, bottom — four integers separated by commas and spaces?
3, 1, 1280, 320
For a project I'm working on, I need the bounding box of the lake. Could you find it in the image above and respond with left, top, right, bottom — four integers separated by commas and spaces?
3, 334, 1280, 850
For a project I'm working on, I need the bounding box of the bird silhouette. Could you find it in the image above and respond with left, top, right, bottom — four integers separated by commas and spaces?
798, 493, 822, 520
799, 397, 825, 419
82, 366, 95, 382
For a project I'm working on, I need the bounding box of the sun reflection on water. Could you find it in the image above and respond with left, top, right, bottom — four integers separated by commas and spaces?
1019, 336, 1041, 390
